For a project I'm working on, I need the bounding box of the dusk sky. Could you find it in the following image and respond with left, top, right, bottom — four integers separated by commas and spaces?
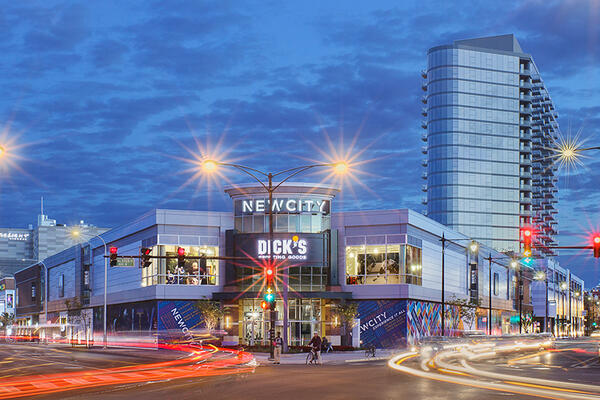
0, 1, 599, 284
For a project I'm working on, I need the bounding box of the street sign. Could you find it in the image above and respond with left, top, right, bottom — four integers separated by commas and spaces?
114, 257, 135, 267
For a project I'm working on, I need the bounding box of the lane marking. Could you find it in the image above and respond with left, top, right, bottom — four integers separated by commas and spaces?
503, 380, 598, 395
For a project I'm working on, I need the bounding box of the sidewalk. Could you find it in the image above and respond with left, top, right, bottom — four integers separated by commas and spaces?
252, 349, 396, 365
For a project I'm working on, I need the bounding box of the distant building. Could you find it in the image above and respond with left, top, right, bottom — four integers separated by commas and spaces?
0, 211, 110, 277
422, 34, 559, 255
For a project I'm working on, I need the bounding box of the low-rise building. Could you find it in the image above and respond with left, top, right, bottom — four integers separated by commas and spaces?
16, 183, 582, 347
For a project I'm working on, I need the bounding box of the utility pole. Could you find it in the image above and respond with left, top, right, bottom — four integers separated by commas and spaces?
487, 254, 492, 335
545, 266, 549, 333
441, 233, 446, 336
519, 268, 523, 334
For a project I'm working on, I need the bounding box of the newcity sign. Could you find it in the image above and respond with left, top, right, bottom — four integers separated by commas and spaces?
236, 198, 330, 215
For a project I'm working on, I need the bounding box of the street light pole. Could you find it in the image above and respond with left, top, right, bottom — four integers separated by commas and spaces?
72, 232, 107, 348
568, 274, 571, 337
487, 254, 492, 335
201, 159, 348, 355
439, 236, 481, 336
545, 268, 549, 333
267, 173, 275, 360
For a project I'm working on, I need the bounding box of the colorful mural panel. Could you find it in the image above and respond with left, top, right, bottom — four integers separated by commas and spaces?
357, 300, 407, 348
407, 300, 442, 341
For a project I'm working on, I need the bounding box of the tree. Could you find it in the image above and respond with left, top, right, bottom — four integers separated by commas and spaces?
333, 302, 358, 347
447, 296, 480, 332
195, 301, 224, 333
522, 311, 534, 333
0, 312, 13, 328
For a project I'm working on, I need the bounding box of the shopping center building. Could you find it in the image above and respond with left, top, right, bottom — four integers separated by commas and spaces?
14, 183, 583, 347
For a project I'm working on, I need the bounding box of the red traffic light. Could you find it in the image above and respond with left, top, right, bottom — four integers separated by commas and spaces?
594, 235, 600, 258
177, 247, 185, 256
142, 247, 151, 255
260, 301, 268, 310
521, 227, 533, 257
109, 246, 118, 267
266, 268, 273, 276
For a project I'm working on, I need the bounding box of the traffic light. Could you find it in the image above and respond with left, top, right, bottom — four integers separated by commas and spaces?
263, 262, 276, 309
522, 228, 533, 258
110, 246, 118, 267
264, 265, 274, 284
140, 247, 152, 268
263, 287, 275, 310
177, 247, 185, 268
594, 235, 600, 258
260, 300, 269, 310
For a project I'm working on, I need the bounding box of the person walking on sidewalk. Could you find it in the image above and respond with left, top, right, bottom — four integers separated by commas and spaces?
273, 332, 283, 364
308, 332, 322, 364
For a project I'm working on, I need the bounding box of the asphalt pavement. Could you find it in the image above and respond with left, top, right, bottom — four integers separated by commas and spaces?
2, 339, 600, 400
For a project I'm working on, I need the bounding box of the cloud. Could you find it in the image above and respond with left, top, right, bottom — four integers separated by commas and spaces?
0, 1, 597, 285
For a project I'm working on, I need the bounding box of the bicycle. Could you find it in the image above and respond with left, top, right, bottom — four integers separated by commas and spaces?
306, 347, 319, 364
365, 345, 376, 358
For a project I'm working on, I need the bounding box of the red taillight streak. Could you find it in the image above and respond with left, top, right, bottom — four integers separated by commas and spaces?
0, 340, 253, 399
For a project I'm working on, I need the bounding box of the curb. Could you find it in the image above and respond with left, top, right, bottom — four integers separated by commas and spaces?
345, 356, 390, 363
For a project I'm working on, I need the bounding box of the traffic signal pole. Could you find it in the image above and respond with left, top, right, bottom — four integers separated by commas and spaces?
268, 173, 275, 361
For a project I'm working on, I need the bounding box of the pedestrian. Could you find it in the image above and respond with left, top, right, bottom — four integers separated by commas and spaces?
308, 332, 322, 364
273, 332, 283, 364
322, 336, 333, 353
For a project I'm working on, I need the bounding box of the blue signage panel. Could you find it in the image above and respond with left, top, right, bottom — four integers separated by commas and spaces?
158, 300, 204, 343
357, 300, 407, 348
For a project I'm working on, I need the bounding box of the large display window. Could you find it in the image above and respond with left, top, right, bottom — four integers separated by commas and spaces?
345, 238, 421, 285
141, 245, 218, 286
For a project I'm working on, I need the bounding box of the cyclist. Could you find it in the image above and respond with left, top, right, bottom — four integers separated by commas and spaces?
308, 332, 322, 364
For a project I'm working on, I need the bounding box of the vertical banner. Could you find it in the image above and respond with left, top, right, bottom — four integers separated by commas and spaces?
158, 301, 204, 343
357, 300, 407, 348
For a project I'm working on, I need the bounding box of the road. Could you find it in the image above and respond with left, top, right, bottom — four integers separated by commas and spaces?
0, 339, 599, 399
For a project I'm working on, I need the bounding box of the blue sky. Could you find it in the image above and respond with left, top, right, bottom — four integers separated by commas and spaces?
1, 1, 599, 284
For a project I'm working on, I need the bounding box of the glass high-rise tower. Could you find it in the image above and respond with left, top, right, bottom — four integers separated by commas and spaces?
422, 34, 558, 255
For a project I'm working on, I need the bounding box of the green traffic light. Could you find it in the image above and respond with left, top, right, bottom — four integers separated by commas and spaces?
265, 293, 274, 302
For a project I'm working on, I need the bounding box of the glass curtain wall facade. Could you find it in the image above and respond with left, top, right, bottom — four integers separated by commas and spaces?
423, 35, 558, 254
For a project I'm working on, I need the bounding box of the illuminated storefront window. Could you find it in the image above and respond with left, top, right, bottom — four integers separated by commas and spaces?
141, 245, 218, 286
345, 236, 422, 285
240, 298, 322, 346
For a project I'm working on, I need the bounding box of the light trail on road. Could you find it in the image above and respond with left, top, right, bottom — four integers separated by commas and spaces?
0, 342, 255, 399
388, 339, 600, 400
